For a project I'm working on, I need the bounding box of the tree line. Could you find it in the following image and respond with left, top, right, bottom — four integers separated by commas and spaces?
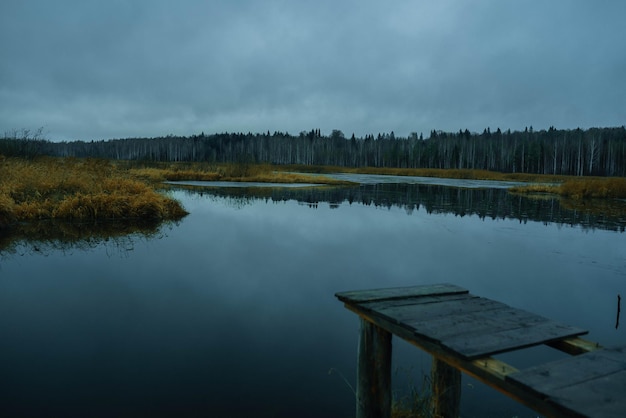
2, 126, 626, 176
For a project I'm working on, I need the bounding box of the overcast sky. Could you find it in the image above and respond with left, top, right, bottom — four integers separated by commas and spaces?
1, 1, 625, 142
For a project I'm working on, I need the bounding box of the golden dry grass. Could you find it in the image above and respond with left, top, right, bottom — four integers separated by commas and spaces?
130, 167, 221, 182
508, 184, 560, 194
128, 161, 353, 185
0, 157, 187, 226
6, 156, 621, 232
509, 178, 626, 199
117, 161, 626, 200
558, 178, 626, 199
279, 164, 571, 184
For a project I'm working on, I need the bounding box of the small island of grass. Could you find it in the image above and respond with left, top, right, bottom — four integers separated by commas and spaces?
509, 177, 626, 199
0, 157, 190, 229
0, 157, 354, 230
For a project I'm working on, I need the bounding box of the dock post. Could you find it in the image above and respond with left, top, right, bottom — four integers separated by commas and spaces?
431, 358, 461, 418
356, 318, 392, 418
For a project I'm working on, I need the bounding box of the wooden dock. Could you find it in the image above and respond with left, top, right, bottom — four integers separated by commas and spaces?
336, 283, 626, 418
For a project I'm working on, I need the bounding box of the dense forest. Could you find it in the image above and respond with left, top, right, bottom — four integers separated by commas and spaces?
2, 126, 626, 177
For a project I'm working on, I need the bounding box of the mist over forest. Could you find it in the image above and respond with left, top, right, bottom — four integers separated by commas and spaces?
2, 125, 626, 177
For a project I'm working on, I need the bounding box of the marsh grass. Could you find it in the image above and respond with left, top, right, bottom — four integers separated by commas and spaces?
280, 164, 570, 183
558, 177, 626, 199
127, 161, 353, 185
509, 178, 626, 200
127, 161, 626, 202
508, 184, 560, 195
0, 157, 188, 227
390, 368, 434, 418
327, 366, 432, 418
0, 157, 354, 230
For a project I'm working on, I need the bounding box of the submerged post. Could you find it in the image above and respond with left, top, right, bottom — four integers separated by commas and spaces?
431, 358, 461, 418
357, 318, 392, 418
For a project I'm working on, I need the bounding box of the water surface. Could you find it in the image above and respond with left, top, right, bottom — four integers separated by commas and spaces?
1, 177, 625, 417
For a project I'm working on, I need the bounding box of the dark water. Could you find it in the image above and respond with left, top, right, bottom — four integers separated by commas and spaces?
1, 177, 625, 417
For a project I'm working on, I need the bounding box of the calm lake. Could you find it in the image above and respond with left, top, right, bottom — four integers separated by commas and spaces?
1, 174, 625, 417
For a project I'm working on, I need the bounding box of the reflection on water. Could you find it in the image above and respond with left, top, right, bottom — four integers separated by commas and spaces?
1, 181, 625, 418
0, 219, 176, 256
175, 182, 626, 232
5, 180, 620, 257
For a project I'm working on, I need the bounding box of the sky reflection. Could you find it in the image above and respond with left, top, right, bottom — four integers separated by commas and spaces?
1, 187, 625, 417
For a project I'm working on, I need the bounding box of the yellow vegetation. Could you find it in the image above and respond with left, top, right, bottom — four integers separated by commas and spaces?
0, 158, 354, 230
130, 167, 220, 182
508, 184, 560, 194
127, 161, 353, 185
4, 156, 623, 231
280, 164, 571, 183
509, 178, 626, 199
558, 178, 626, 199
0, 157, 187, 227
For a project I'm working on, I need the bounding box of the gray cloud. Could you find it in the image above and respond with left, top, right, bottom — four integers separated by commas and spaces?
1, 0, 625, 141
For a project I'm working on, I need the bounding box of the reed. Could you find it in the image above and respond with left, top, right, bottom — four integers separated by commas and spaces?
130, 162, 626, 198
508, 184, 560, 194
129, 167, 221, 182
0, 156, 187, 226
128, 161, 353, 185
559, 178, 626, 199
510, 178, 626, 200
278, 164, 570, 183
391, 369, 433, 418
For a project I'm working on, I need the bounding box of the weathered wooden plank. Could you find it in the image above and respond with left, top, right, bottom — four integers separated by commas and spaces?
403, 305, 547, 342
335, 283, 468, 304
544, 369, 626, 418
359, 295, 586, 359
507, 346, 626, 394
356, 318, 392, 418
361, 292, 474, 311
508, 347, 626, 418
363, 295, 505, 327
442, 320, 587, 359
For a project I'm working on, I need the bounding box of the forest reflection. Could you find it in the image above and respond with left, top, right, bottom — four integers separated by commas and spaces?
2, 183, 624, 255
178, 183, 626, 233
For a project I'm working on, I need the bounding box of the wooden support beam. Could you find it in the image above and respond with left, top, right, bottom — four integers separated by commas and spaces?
431, 358, 461, 418
357, 318, 392, 418
547, 336, 601, 355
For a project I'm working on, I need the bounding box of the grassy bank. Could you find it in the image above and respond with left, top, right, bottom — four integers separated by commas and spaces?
144, 161, 624, 196
3, 157, 624, 230
0, 158, 356, 229
283, 164, 626, 200
0, 157, 188, 228
279, 164, 572, 183
509, 177, 626, 199
125, 161, 354, 185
